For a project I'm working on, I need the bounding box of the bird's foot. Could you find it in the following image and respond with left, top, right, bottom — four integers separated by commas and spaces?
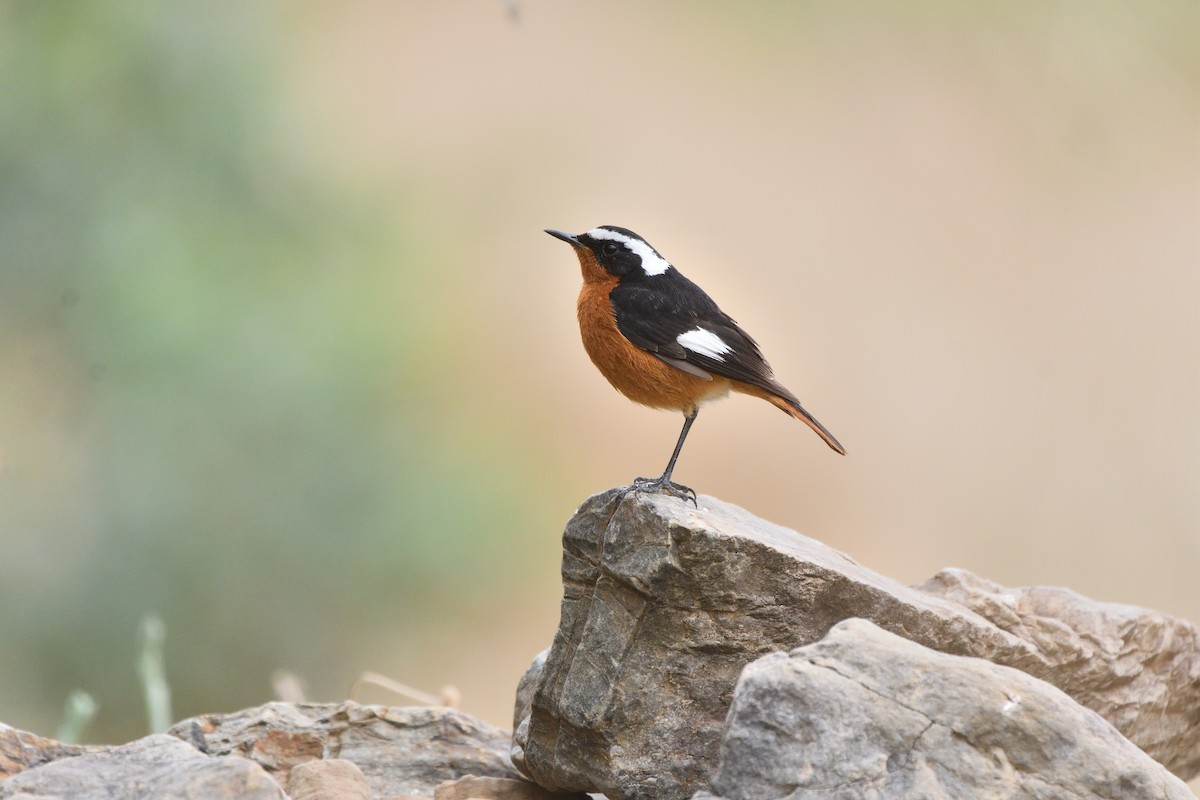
627, 475, 698, 506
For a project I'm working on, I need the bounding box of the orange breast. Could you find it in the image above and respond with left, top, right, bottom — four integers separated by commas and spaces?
576, 279, 730, 413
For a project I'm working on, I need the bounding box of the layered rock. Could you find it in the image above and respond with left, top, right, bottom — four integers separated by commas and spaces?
698, 618, 1192, 800
0, 733, 284, 800
920, 568, 1200, 778
168, 701, 523, 797
0, 703, 560, 799
515, 489, 1200, 799
0, 722, 98, 779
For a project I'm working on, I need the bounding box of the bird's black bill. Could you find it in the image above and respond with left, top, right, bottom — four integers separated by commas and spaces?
544, 228, 579, 245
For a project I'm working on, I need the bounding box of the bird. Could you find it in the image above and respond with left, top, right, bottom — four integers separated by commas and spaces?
546, 225, 845, 503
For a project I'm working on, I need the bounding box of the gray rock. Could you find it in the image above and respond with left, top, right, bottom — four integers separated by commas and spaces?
0, 723, 100, 780
704, 618, 1193, 800
511, 650, 547, 780
516, 489, 1200, 799
0, 733, 283, 800
513, 649, 548, 735
920, 568, 1200, 779
169, 701, 522, 797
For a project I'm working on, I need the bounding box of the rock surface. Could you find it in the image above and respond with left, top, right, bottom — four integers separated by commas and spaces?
0, 723, 98, 779
920, 567, 1200, 779
0, 733, 284, 799
169, 701, 523, 797
287, 757, 373, 800
512, 649, 547, 735
510, 649, 547, 779
516, 489, 1200, 799
434, 774, 590, 800
700, 618, 1193, 800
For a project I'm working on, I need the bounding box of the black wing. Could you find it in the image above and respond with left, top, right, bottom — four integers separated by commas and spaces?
610, 277, 779, 391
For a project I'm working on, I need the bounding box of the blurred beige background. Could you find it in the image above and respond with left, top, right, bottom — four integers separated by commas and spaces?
0, 1, 1196, 787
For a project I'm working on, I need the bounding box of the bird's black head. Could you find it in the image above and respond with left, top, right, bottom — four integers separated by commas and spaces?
545, 225, 673, 280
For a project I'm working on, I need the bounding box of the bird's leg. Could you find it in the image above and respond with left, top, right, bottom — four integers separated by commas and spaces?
631, 408, 699, 505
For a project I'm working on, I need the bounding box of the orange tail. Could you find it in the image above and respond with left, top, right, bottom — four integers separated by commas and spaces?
735, 382, 847, 455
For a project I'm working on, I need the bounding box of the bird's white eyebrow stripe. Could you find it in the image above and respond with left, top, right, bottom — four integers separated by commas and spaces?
586, 227, 672, 276
677, 327, 732, 361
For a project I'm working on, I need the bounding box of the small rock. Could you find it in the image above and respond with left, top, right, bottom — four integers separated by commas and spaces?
434, 774, 590, 799
288, 758, 373, 800
0, 724, 100, 779
510, 650, 547, 779
169, 701, 522, 797
704, 618, 1193, 800
0, 733, 284, 800
512, 650, 547, 735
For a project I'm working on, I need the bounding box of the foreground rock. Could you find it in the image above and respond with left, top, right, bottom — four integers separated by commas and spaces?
516, 489, 1200, 799
169, 701, 522, 797
698, 618, 1192, 800
921, 568, 1200, 779
0, 733, 284, 799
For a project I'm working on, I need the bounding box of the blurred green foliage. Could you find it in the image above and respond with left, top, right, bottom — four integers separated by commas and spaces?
55, 690, 97, 745
0, 3, 542, 743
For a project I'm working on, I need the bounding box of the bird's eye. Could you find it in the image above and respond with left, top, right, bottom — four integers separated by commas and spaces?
601, 243, 619, 257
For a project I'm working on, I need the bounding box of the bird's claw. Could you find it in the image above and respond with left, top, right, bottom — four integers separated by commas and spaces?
627, 476, 698, 506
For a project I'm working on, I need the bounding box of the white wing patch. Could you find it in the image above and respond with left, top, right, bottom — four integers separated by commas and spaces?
586, 227, 672, 276
677, 327, 732, 361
